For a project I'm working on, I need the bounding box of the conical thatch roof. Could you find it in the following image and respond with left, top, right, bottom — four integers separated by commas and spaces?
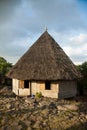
7, 31, 80, 80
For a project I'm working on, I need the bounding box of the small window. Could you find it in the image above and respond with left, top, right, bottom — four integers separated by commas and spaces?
24, 80, 29, 88
45, 81, 51, 90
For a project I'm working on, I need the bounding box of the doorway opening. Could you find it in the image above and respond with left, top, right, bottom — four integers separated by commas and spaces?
24, 80, 29, 88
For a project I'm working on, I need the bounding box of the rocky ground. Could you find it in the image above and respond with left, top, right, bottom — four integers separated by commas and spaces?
0, 86, 87, 130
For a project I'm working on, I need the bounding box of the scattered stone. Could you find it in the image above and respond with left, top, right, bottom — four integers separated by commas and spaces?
85, 115, 87, 119
27, 127, 32, 130
3, 126, 12, 130
33, 121, 41, 128
11, 125, 22, 130
24, 120, 31, 127
12, 121, 19, 126
6, 103, 12, 109
0, 86, 87, 130
64, 104, 78, 111
41, 109, 49, 116
57, 105, 67, 111
21, 114, 28, 120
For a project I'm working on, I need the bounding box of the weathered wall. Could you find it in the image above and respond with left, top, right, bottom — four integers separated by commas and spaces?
32, 82, 58, 98
31, 81, 77, 99
19, 80, 24, 89
13, 79, 30, 96
58, 81, 77, 99
12, 79, 19, 95
12, 79, 77, 99
31, 82, 37, 95
41, 82, 59, 98
18, 89, 30, 96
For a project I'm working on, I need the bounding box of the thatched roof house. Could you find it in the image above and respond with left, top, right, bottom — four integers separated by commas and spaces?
8, 31, 80, 98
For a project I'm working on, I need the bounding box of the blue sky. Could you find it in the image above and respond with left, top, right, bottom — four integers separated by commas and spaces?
0, 0, 87, 65
77, 0, 87, 19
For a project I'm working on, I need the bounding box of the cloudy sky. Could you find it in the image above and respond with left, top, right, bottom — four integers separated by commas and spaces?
0, 0, 87, 65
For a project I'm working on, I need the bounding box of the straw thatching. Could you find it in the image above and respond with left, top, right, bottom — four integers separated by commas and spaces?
7, 31, 80, 81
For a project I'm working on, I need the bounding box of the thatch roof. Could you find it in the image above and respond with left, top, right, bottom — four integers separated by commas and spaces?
7, 31, 81, 80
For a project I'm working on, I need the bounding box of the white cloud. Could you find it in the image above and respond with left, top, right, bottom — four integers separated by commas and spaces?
63, 46, 86, 56
69, 33, 87, 44
51, 31, 87, 65
64, 34, 87, 64
0, 0, 87, 65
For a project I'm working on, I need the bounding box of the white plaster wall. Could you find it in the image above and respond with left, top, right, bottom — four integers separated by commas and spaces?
34, 82, 59, 98
12, 79, 19, 95
13, 79, 30, 96
18, 89, 30, 96
32, 82, 37, 95
12, 79, 77, 99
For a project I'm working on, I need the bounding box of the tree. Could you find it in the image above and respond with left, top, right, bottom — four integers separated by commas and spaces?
0, 57, 12, 75
76, 62, 87, 95
0, 57, 12, 85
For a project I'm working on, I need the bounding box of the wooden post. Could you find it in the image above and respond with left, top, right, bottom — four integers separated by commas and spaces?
30, 81, 32, 96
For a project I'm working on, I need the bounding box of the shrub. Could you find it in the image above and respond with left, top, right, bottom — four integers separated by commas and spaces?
35, 92, 42, 98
